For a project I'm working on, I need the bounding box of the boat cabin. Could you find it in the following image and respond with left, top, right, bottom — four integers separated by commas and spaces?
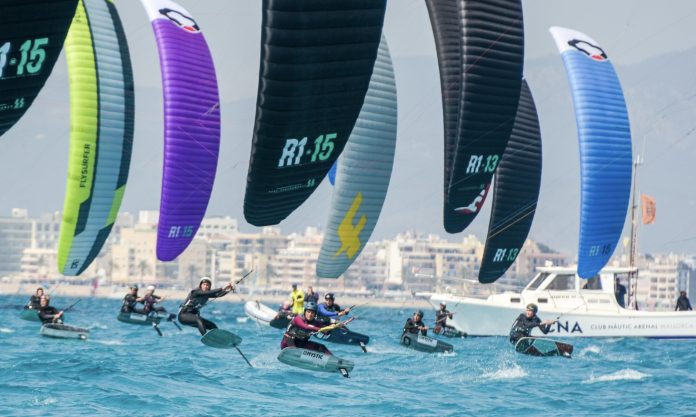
523, 266, 635, 293
504, 265, 638, 312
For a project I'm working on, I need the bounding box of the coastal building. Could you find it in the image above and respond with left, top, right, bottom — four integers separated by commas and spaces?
678, 257, 696, 303
5, 209, 647, 307
0, 209, 34, 278
197, 216, 238, 239
267, 227, 322, 289
343, 241, 390, 292
635, 254, 682, 310
111, 221, 164, 285
387, 232, 484, 294
20, 248, 58, 279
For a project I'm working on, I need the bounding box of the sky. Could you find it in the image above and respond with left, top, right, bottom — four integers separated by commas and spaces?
2, 0, 696, 258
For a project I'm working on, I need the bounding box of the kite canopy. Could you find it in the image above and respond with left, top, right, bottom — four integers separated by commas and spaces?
0, 0, 78, 137
426, 0, 525, 234
141, 0, 221, 261
479, 80, 542, 284
58, 0, 134, 275
243, 0, 388, 226
550, 26, 632, 278
317, 35, 398, 279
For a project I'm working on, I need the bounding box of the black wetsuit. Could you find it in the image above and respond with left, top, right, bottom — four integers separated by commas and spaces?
403, 318, 427, 336
676, 295, 693, 311
178, 288, 230, 335
121, 293, 144, 314
509, 313, 551, 344
143, 294, 166, 314
435, 308, 456, 334
27, 295, 41, 310
38, 306, 62, 324
615, 284, 627, 308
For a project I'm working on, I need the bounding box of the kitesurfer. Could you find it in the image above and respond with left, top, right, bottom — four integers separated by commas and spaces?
38, 296, 64, 324
434, 302, 454, 333
278, 300, 292, 314
305, 286, 318, 304
290, 283, 305, 315
675, 291, 693, 311
614, 277, 627, 308
178, 277, 235, 336
121, 284, 145, 314
403, 310, 428, 336
275, 300, 293, 320
509, 303, 556, 344
318, 293, 350, 324
26, 287, 44, 310
142, 285, 167, 315
281, 301, 341, 354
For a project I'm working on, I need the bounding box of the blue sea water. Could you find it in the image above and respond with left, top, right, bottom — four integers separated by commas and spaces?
1, 295, 694, 417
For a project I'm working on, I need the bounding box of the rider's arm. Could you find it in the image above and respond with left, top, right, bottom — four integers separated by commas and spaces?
317, 303, 338, 319
193, 288, 230, 298
291, 315, 322, 332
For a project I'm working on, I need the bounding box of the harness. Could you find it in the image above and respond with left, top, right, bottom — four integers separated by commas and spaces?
180, 297, 204, 314
284, 319, 314, 340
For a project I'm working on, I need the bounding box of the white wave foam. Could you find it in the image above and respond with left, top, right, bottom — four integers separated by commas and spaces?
250, 350, 281, 369
482, 364, 528, 380
579, 345, 601, 355
0, 327, 14, 333
584, 369, 649, 384
94, 339, 124, 346
31, 397, 57, 406
365, 346, 408, 355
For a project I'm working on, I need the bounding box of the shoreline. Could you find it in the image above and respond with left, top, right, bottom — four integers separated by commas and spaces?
0, 283, 434, 309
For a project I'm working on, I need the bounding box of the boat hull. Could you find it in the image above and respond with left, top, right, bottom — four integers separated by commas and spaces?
40, 323, 89, 340
244, 301, 277, 325
430, 294, 696, 338
277, 347, 354, 374
515, 337, 573, 358
315, 327, 370, 347
20, 309, 41, 322
269, 315, 291, 330
116, 311, 162, 326
433, 325, 467, 338
400, 333, 453, 353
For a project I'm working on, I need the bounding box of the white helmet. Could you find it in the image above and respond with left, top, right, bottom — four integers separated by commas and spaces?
146, 285, 155, 291
199, 277, 212, 287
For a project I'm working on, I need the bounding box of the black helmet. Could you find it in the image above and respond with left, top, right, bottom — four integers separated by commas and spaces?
324, 293, 335, 300
414, 310, 424, 317
526, 303, 538, 314
304, 301, 318, 312
129, 284, 138, 290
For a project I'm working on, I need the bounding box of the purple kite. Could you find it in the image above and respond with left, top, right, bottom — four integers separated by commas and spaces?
142, 0, 221, 261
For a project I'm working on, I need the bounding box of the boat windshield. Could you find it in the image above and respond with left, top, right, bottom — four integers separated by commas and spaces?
581, 275, 602, 290
545, 274, 576, 291
526, 273, 549, 290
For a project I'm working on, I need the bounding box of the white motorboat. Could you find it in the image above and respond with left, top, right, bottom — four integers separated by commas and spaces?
430, 266, 696, 338
244, 301, 276, 326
